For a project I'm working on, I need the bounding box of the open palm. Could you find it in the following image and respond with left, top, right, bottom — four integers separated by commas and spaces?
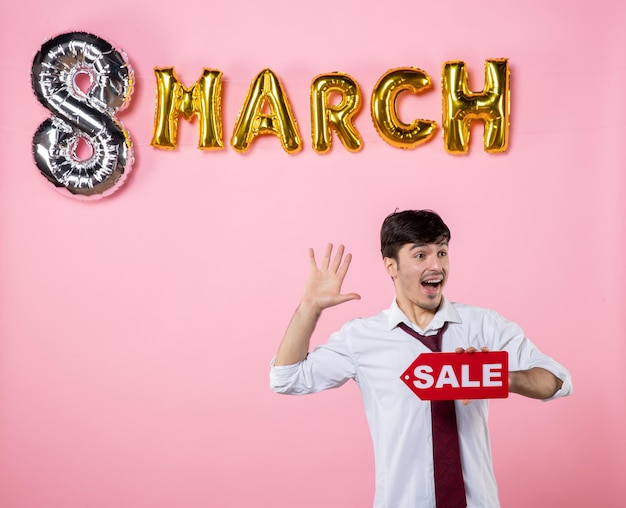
302, 243, 361, 311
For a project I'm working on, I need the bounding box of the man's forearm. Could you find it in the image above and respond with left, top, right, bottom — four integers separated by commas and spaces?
274, 302, 322, 366
509, 367, 563, 399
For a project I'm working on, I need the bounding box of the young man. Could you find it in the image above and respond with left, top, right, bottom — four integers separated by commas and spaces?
270, 209, 572, 508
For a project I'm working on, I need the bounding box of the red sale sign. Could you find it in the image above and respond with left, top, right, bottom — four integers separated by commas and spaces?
400, 351, 509, 400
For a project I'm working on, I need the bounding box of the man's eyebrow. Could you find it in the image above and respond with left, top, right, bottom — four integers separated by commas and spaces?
409, 240, 448, 249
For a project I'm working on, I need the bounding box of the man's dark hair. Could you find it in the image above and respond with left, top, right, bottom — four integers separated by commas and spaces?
380, 209, 451, 259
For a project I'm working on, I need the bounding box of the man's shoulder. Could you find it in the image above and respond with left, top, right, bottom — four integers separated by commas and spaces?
447, 300, 520, 332
447, 300, 504, 321
340, 308, 390, 332
449, 300, 494, 313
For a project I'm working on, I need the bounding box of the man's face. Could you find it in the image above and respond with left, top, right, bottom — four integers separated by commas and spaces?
384, 240, 449, 312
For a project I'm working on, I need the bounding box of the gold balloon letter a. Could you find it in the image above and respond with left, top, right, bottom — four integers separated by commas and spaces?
151, 68, 224, 150
310, 73, 362, 153
371, 68, 438, 149
442, 59, 510, 154
231, 69, 302, 154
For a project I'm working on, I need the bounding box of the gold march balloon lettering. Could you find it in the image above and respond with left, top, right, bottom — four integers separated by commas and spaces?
151, 61, 510, 155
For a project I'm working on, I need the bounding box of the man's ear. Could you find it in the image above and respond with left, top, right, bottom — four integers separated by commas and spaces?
384, 257, 397, 279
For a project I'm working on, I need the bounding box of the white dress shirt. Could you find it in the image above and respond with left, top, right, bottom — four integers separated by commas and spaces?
270, 297, 573, 508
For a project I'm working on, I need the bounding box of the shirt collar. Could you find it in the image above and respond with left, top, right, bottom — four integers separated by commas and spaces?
387, 296, 462, 334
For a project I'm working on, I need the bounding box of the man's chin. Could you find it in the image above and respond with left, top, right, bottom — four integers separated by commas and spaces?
420, 294, 443, 311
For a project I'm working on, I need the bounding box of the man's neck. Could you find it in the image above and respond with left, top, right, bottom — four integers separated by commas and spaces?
396, 298, 441, 330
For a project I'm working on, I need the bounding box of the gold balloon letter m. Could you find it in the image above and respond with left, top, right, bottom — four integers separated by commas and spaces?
442, 59, 510, 154
151, 67, 223, 150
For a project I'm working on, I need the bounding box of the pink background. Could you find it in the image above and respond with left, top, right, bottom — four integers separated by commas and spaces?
1, 1, 624, 507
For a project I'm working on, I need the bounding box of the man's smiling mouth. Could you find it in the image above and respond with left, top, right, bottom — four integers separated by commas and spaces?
421, 276, 443, 292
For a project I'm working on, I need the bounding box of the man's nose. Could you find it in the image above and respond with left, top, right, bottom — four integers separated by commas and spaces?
427, 254, 442, 271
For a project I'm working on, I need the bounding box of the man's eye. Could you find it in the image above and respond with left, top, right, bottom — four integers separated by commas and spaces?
415, 253, 425, 259
439, 251, 447, 257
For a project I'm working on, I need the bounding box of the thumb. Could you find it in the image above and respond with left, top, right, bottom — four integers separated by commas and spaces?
338, 292, 361, 303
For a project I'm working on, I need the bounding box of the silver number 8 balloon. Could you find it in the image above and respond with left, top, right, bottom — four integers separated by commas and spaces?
31, 32, 134, 199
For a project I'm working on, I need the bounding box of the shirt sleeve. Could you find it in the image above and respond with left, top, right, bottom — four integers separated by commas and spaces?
487, 311, 573, 401
269, 326, 358, 395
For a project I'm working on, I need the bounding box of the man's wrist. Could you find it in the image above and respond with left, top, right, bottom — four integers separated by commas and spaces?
298, 300, 323, 319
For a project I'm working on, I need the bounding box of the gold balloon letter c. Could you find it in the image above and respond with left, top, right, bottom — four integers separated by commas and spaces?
371, 68, 438, 149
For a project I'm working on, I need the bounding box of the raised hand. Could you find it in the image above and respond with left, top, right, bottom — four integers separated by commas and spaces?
274, 243, 360, 365
301, 243, 361, 312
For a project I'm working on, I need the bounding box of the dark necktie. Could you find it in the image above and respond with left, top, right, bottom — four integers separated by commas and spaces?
398, 322, 467, 508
